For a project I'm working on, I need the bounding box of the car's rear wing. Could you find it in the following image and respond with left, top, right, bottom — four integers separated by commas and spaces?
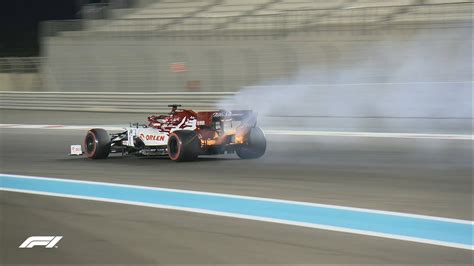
197, 110, 257, 127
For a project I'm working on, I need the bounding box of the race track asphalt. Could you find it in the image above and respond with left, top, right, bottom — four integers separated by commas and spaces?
0, 110, 472, 265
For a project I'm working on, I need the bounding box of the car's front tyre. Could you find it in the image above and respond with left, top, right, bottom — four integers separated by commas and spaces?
84, 128, 111, 159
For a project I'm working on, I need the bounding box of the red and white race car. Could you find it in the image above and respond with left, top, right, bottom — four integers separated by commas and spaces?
79, 105, 266, 161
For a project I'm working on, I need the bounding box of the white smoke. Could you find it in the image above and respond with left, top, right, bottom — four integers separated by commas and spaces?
218, 29, 472, 133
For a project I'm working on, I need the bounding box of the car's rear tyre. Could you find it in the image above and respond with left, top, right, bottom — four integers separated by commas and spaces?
84, 128, 111, 159
167, 130, 200, 162
236, 127, 266, 159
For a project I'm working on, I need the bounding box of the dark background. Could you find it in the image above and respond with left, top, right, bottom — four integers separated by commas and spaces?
0, 0, 106, 57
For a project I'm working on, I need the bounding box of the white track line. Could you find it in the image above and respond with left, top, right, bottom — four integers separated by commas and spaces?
265, 130, 473, 140
3, 173, 473, 224
2, 173, 473, 250
1, 188, 470, 250
1, 124, 472, 140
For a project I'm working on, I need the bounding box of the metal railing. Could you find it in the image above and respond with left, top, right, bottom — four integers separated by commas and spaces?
0, 91, 234, 112
40, 2, 473, 38
0, 57, 42, 73
0, 58, 43, 91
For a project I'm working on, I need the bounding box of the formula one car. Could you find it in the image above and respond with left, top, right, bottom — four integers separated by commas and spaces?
79, 105, 266, 161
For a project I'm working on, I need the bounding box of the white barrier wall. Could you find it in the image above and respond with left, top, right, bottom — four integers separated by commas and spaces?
1, 82, 471, 134
42, 26, 472, 93
0, 74, 42, 91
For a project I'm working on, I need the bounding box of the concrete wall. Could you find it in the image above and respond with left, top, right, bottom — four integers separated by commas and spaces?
42, 25, 472, 92
39, 24, 472, 133
0, 73, 43, 91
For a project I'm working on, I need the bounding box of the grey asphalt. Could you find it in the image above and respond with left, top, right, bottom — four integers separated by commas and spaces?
0, 112, 473, 264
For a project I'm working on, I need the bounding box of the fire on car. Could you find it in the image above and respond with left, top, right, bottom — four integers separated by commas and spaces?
78, 104, 266, 161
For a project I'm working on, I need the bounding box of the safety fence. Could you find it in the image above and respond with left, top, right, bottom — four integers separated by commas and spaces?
41, 2, 473, 39
0, 91, 233, 113
0, 57, 43, 91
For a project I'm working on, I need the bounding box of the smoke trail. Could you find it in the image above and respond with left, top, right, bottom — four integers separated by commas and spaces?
219, 29, 472, 133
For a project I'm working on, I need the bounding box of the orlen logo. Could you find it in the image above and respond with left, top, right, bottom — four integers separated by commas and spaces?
140, 134, 165, 141
19, 236, 63, 248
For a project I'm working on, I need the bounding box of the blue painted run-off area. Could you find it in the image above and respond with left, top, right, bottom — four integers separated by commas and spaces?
1, 174, 472, 247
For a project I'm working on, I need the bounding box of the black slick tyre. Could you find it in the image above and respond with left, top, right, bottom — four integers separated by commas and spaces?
236, 127, 266, 159
84, 128, 111, 159
167, 130, 200, 162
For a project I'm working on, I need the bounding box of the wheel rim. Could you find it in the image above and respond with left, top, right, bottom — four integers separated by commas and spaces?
85, 133, 96, 154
